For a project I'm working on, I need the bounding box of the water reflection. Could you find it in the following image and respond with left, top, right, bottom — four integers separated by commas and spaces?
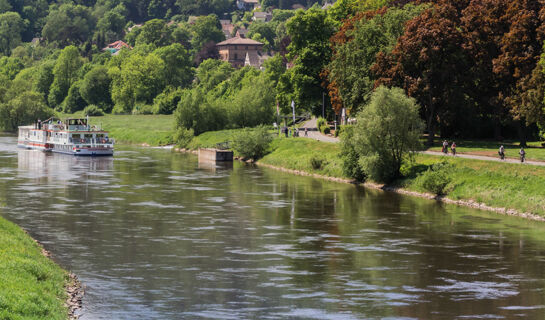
1, 134, 545, 319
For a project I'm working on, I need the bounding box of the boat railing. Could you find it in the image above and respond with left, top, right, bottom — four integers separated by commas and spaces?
69, 138, 115, 145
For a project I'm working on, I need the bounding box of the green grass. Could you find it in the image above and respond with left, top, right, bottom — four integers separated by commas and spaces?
259, 137, 344, 178
186, 129, 241, 149
399, 154, 545, 215
0, 216, 69, 319
427, 139, 545, 161
58, 112, 175, 146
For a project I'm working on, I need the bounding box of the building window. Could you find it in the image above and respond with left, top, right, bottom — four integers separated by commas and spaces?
234, 53, 238, 59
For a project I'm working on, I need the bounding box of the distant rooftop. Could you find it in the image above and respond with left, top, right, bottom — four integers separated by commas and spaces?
217, 37, 263, 46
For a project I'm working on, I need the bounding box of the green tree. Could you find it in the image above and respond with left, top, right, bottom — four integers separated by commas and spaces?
174, 88, 226, 135
190, 14, 224, 53
48, 46, 84, 108
95, 10, 126, 45
79, 65, 113, 111
350, 86, 423, 182
228, 73, 276, 128
286, 8, 334, 110
33, 60, 55, 101
61, 81, 87, 113
0, 91, 53, 131
152, 87, 183, 114
153, 43, 193, 88
110, 53, 166, 113
0, 56, 24, 80
135, 19, 172, 47
0, 11, 24, 55
42, 4, 95, 46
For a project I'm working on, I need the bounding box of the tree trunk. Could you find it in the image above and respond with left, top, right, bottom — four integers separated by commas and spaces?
517, 120, 527, 147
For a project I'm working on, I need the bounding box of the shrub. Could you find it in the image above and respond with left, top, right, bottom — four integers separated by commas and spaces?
174, 127, 194, 148
153, 87, 183, 115
83, 105, 104, 116
349, 86, 424, 182
419, 161, 453, 195
316, 117, 330, 134
340, 126, 366, 181
309, 155, 325, 170
132, 104, 154, 115
232, 126, 273, 160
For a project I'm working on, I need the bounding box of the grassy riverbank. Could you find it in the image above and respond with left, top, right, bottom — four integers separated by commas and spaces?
187, 129, 545, 216
0, 216, 70, 319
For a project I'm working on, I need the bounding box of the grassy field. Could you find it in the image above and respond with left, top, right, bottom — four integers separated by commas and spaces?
0, 216, 69, 319
400, 154, 545, 215
58, 112, 176, 146
90, 114, 175, 146
186, 129, 240, 149
427, 139, 545, 161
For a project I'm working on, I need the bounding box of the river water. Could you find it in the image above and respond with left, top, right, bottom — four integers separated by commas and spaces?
2, 135, 545, 319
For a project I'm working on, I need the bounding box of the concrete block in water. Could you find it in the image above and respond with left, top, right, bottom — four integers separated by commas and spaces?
198, 148, 234, 162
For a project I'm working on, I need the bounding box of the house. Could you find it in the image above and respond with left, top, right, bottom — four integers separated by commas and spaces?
252, 11, 272, 22
235, 27, 249, 38
236, 0, 259, 11
220, 19, 235, 39
217, 37, 265, 68
244, 51, 273, 69
103, 40, 132, 55
127, 24, 142, 32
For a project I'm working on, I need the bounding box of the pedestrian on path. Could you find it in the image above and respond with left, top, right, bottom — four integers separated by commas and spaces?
498, 145, 505, 160
442, 140, 448, 154
520, 147, 526, 163
304, 127, 308, 136
451, 142, 456, 156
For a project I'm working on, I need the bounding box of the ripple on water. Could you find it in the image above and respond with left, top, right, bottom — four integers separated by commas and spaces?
131, 201, 185, 209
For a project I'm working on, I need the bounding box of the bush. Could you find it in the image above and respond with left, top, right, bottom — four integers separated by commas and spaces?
349, 86, 424, 182
132, 104, 154, 115
232, 126, 273, 160
83, 105, 104, 116
316, 117, 330, 134
153, 87, 183, 115
340, 126, 366, 181
419, 161, 453, 195
309, 155, 326, 170
174, 127, 194, 148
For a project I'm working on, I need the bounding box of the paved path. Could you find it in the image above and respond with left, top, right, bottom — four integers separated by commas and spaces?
300, 118, 340, 143
422, 151, 545, 166
300, 119, 545, 166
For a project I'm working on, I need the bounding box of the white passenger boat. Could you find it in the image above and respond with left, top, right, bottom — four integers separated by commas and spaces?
18, 117, 114, 156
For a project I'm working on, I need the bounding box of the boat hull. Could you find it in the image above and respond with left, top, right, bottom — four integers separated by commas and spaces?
18, 141, 113, 156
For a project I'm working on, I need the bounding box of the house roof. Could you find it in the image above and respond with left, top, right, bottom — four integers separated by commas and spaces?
242, 0, 259, 3
104, 40, 132, 50
217, 37, 264, 46
253, 12, 272, 19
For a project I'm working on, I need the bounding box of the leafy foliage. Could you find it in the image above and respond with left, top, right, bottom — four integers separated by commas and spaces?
350, 86, 423, 182
231, 126, 273, 160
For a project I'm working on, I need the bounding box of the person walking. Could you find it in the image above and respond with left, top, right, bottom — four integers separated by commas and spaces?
442, 140, 448, 154
520, 147, 526, 163
498, 145, 505, 160
304, 127, 308, 137
451, 142, 456, 156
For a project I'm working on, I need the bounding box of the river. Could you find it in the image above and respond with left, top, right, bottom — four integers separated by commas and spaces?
1, 134, 545, 319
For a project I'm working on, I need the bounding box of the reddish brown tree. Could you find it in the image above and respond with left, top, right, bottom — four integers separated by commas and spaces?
372, 2, 469, 145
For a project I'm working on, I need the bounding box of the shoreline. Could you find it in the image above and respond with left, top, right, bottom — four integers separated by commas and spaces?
26, 230, 84, 319
173, 147, 545, 222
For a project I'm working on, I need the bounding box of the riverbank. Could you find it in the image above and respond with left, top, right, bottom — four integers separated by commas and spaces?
0, 215, 81, 319
180, 130, 545, 220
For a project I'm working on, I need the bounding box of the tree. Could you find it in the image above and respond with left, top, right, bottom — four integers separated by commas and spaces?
373, 2, 469, 145
152, 87, 183, 114
285, 8, 335, 111
42, 4, 95, 46
228, 73, 276, 128
350, 86, 423, 182
48, 46, 83, 108
61, 81, 87, 113
174, 88, 226, 135
48, 46, 84, 108
0, 11, 24, 55
33, 60, 55, 101
79, 65, 113, 111
327, 4, 425, 113
95, 10, 126, 45
135, 19, 172, 47
0, 91, 53, 131
110, 53, 166, 113
153, 43, 193, 88
190, 15, 224, 54
0, 56, 24, 80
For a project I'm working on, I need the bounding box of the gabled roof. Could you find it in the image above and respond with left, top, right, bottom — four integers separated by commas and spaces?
105, 40, 132, 50
217, 37, 263, 46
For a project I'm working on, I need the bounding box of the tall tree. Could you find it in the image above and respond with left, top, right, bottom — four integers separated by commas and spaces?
42, 4, 95, 46
0, 11, 24, 55
48, 46, 84, 108
373, 2, 469, 145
